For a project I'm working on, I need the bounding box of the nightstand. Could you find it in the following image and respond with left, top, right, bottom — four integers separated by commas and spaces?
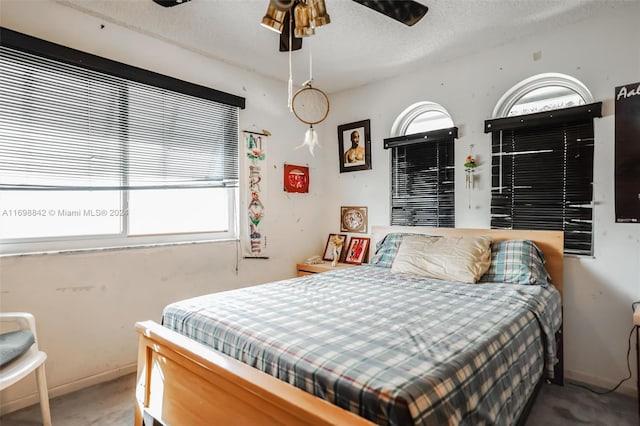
296, 262, 354, 277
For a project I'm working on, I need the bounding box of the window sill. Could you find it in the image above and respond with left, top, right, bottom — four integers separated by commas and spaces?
0, 237, 239, 258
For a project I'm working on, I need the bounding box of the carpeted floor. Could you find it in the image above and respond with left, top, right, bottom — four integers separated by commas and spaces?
0, 374, 637, 425
526, 381, 637, 426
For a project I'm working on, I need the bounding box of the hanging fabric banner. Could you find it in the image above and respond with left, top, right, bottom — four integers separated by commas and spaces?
243, 130, 269, 258
614, 82, 640, 223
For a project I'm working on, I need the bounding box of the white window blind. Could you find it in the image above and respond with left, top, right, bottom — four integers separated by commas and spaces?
0, 46, 239, 191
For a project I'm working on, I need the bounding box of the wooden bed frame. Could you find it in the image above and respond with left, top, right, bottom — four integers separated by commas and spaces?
134, 227, 564, 426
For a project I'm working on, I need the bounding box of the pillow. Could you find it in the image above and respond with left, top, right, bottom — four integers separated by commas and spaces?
391, 235, 492, 283
369, 233, 438, 268
479, 240, 551, 285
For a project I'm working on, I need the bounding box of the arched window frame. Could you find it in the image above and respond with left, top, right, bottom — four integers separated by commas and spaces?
390, 101, 454, 137
492, 72, 594, 118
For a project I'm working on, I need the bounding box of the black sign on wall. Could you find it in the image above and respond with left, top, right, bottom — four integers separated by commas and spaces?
615, 82, 640, 223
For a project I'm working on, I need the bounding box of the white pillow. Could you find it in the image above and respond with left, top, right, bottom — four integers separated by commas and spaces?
391, 235, 492, 283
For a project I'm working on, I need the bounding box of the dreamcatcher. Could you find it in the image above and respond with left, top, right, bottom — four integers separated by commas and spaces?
292, 77, 329, 155
286, 15, 330, 155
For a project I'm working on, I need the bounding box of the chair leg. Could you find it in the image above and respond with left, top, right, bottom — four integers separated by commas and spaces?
35, 364, 52, 426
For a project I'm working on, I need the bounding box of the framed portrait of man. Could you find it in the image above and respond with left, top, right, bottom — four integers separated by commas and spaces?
338, 119, 372, 173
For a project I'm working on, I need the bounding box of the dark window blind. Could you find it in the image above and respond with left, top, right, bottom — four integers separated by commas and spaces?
489, 117, 596, 255
0, 44, 239, 191
386, 129, 456, 227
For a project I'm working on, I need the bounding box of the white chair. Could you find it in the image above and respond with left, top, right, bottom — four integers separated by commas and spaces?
0, 312, 52, 426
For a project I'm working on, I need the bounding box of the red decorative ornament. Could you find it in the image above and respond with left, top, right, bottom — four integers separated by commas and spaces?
284, 164, 309, 193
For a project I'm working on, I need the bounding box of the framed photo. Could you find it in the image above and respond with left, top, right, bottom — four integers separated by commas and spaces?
338, 119, 371, 173
322, 234, 347, 262
340, 206, 368, 233
344, 237, 370, 265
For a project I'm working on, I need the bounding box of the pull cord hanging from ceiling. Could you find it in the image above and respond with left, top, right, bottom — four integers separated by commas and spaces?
287, 11, 294, 112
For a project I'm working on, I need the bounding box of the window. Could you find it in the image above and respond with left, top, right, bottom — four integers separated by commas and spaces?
0, 29, 244, 255
386, 103, 456, 227
486, 73, 599, 256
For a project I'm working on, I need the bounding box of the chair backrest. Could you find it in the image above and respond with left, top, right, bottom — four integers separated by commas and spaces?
0, 312, 52, 425
0, 329, 36, 367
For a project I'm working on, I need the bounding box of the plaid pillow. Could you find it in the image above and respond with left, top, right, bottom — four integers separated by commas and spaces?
370, 233, 440, 268
479, 240, 551, 285
369, 233, 405, 268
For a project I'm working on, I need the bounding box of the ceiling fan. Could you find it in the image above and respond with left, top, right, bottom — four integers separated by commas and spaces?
151, 0, 429, 52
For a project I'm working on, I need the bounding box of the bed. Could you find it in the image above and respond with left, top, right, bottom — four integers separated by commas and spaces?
134, 226, 564, 426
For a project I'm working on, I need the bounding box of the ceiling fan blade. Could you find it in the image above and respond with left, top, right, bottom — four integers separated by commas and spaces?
279, 11, 303, 52
151, 0, 192, 7
352, 0, 428, 26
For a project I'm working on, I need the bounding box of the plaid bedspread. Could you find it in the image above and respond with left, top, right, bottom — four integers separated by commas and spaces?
162, 265, 562, 426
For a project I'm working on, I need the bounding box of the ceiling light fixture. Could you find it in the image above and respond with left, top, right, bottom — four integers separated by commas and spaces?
261, 0, 332, 156
261, 0, 331, 37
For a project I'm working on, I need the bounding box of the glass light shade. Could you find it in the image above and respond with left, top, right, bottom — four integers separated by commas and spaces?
310, 0, 331, 27
261, 5, 286, 33
294, 2, 315, 37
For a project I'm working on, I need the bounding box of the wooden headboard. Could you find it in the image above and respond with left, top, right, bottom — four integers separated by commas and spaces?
369, 226, 564, 297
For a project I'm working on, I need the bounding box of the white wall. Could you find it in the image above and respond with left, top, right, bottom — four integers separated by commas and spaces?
0, 0, 336, 412
326, 5, 640, 395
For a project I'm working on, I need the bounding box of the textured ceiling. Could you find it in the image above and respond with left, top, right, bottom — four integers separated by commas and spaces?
55, 0, 625, 93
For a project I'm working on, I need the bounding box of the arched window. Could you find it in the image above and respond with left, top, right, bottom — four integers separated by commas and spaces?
391, 101, 454, 137
486, 73, 599, 256
493, 72, 593, 118
386, 102, 456, 227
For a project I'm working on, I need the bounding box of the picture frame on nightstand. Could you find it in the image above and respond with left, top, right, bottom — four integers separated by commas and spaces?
344, 237, 370, 265
322, 234, 347, 262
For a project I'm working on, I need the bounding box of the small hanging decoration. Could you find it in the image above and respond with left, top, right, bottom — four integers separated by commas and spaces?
291, 49, 330, 156
465, 144, 478, 209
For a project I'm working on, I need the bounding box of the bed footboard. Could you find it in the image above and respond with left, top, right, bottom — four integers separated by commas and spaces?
135, 320, 372, 426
